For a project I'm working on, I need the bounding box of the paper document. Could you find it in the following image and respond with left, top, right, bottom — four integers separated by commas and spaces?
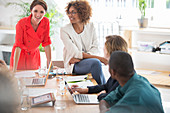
28, 88, 56, 97
15, 70, 38, 78
136, 70, 162, 75
67, 80, 94, 88
66, 75, 88, 82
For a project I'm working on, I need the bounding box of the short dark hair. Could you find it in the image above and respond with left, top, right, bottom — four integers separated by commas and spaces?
30, 0, 47, 11
109, 51, 134, 77
65, 0, 92, 24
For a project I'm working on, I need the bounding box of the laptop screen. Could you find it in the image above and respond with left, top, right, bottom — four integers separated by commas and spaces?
44, 61, 52, 84
65, 81, 73, 95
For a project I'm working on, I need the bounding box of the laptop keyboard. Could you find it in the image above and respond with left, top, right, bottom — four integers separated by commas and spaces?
76, 94, 90, 102
32, 78, 45, 84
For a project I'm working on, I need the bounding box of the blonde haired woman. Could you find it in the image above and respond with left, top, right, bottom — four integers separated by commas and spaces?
71, 35, 128, 101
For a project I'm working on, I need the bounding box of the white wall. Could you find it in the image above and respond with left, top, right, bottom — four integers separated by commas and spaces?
0, 0, 65, 64
0, 0, 31, 27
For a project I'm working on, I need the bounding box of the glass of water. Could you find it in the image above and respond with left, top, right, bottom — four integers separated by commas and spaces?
59, 78, 67, 95
56, 76, 67, 95
38, 66, 47, 77
54, 100, 66, 110
21, 88, 31, 111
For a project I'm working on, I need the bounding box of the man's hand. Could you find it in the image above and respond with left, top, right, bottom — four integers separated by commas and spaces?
99, 100, 110, 113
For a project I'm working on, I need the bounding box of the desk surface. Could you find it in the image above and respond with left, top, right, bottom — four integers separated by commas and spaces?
136, 69, 170, 88
21, 75, 99, 113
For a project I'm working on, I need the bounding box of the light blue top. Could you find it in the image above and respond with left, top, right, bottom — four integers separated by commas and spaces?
103, 73, 164, 113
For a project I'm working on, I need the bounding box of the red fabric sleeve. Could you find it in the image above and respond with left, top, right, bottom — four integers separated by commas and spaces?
14, 21, 27, 50
42, 20, 51, 47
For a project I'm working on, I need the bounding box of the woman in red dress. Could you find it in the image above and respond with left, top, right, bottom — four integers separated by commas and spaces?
10, 0, 51, 72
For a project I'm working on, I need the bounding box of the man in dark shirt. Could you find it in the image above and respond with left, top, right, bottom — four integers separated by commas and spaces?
99, 51, 164, 113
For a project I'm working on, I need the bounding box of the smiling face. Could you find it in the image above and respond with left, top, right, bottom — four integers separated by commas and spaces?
67, 6, 81, 24
31, 5, 46, 24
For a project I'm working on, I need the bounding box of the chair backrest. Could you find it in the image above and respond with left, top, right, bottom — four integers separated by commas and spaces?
94, 21, 120, 47
52, 61, 64, 68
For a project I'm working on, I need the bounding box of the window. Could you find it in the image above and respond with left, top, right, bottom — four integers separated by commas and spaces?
52, 0, 170, 60
167, 0, 170, 8
149, 0, 170, 28
55, 0, 169, 28
147, 0, 154, 8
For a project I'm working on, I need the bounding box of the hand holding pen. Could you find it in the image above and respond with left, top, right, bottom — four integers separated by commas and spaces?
71, 85, 89, 94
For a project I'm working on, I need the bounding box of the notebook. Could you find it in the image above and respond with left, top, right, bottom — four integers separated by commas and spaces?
65, 81, 99, 104
23, 61, 52, 87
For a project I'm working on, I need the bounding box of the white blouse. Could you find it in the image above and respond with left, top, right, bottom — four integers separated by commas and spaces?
60, 22, 99, 74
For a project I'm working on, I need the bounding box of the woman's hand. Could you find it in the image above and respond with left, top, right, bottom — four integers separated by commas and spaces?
71, 85, 89, 94
99, 57, 108, 65
44, 45, 51, 69
13, 47, 21, 72
69, 58, 81, 65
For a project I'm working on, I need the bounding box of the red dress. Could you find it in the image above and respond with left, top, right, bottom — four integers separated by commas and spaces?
10, 14, 51, 70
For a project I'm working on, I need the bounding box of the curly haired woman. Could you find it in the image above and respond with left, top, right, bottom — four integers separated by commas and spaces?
60, 0, 107, 85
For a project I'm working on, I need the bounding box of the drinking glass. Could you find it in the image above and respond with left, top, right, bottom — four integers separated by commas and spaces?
59, 79, 66, 95
38, 66, 47, 77
21, 88, 31, 111
17, 78, 25, 95
54, 100, 66, 110
55, 76, 67, 110
56, 75, 67, 95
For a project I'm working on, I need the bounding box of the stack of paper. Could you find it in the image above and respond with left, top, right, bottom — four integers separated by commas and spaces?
67, 80, 94, 88
14, 70, 37, 78
65, 75, 94, 88
66, 75, 88, 83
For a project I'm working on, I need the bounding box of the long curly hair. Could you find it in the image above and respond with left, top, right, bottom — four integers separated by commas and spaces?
65, 0, 92, 24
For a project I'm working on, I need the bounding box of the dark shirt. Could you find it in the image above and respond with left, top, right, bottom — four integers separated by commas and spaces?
87, 77, 119, 101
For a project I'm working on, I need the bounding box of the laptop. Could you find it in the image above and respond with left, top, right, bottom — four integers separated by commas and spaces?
65, 81, 99, 104
23, 61, 52, 87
